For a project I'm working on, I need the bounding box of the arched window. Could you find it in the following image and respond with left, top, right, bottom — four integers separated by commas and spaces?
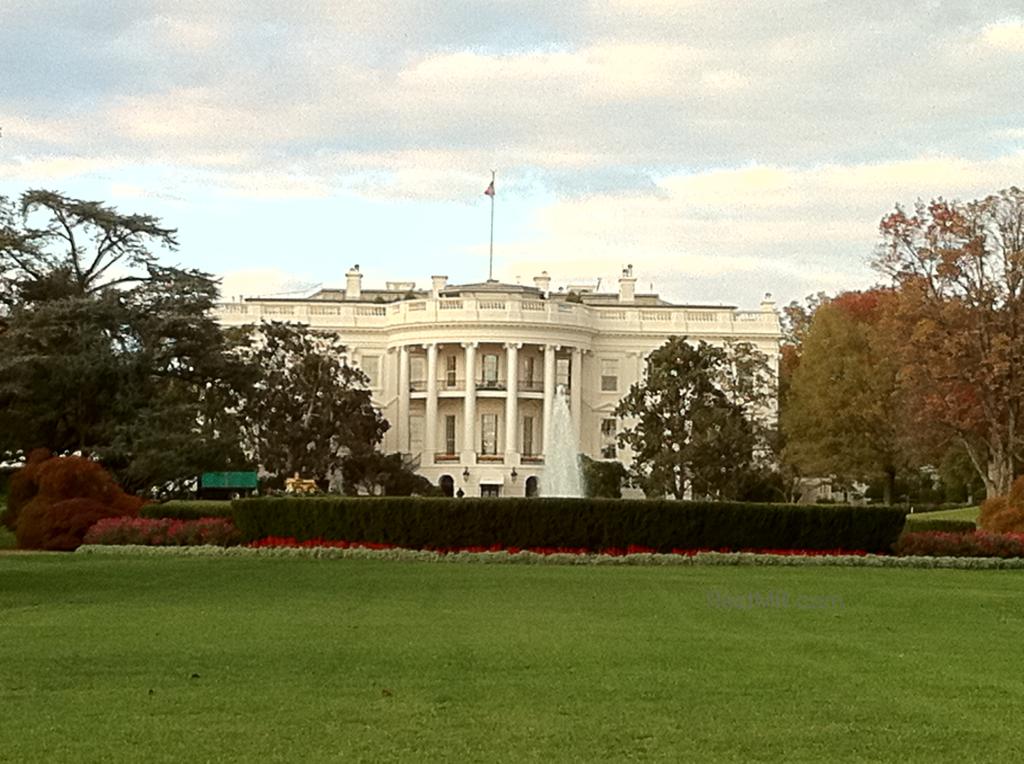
525, 476, 539, 498
439, 474, 455, 497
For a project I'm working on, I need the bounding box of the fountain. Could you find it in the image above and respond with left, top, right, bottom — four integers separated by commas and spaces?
542, 385, 584, 497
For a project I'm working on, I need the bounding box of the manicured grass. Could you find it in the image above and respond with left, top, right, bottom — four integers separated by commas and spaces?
905, 505, 980, 527
2, 555, 1023, 761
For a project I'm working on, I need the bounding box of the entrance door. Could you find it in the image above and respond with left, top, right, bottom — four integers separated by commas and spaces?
480, 485, 501, 498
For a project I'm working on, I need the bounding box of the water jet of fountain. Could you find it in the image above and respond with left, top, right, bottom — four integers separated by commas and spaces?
543, 385, 583, 497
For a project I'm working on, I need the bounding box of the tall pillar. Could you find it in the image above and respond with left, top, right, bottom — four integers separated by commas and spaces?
542, 344, 557, 457
425, 343, 438, 465
570, 347, 583, 445
462, 342, 477, 463
504, 342, 520, 462
398, 345, 410, 452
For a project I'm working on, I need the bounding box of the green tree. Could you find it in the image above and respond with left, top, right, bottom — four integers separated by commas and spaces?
614, 337, 774, 500
580, 454, 628, 498
234, 322, 388, 486
781, 290, 908, 504
0, 190, 249, 492
339, 451, 438, 496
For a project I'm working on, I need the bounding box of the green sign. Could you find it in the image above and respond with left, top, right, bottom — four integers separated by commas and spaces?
200, 471, 258, 489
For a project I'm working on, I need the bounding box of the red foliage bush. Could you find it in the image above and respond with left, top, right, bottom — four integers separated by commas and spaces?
979, 476, 1024, 534
9, 454, 142, 550
84, 516, 241, 547
894, 530, 1024, 558
17, 498, 128, 551
2, 448, 52, 531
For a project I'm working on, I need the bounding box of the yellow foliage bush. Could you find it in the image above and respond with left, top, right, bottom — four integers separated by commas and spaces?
979, 476, 1024, 533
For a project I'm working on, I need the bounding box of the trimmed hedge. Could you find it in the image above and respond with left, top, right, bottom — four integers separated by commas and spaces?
231, 497, 907, 554
141, 500, 234, 520
902, 518, 976, 534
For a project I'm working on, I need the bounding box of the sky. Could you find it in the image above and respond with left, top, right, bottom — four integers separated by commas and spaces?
1, 1, 1023, 308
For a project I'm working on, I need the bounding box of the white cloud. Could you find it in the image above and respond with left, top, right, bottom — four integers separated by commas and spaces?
982, 19, 1024, 51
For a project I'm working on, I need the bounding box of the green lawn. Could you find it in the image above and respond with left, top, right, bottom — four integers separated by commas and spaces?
905, 505, 980, 527
2, 555, 1023, 762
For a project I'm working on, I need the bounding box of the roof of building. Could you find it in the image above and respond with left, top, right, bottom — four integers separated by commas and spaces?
244, 279, 737, 310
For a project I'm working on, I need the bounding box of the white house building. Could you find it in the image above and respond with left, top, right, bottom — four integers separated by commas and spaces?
214, 266, 782, 497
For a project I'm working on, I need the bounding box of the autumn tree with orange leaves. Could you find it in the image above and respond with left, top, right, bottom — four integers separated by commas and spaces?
873, 187, 1024, 498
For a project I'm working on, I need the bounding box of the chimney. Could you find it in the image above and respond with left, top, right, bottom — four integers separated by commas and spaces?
618, 264, 636, 303
345, 265, 362, 300
431, 275, 448, 298
533, 270, 551, 295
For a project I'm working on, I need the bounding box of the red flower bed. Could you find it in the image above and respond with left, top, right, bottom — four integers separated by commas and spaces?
85, 516, 241, 547
895, 530, 1024, 558
249, 537, 869, 557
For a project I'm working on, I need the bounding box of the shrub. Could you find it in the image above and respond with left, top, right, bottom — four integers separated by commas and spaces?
17, 498, 128, 551
979, 477, 1024, 534
902, 518, 977, 534
231, 496, 907, 554
140, 500, 234, 520
894, 530, 1024, 558
84, 516, 241, 546
2, 448, 52, 530
9, 453, 143, 550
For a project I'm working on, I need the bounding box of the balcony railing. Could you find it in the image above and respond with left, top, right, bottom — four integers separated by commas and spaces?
411, 378, 562, 393
214, 296, 781, 339
434, 452, 459, 462
477, 454, 505, 463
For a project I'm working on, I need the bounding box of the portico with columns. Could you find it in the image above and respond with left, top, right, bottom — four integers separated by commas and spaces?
393, 339, 583, 495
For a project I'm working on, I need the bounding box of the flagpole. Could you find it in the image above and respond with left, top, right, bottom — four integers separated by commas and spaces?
488, 170, 495, 281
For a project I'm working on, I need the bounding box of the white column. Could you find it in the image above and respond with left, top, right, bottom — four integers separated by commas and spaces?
504, 342, 520, 462
462, 342, 477, 463
398, 346, 410, 452
570, 347, 583, 446
542, 344, 556, 457
425, 343, 438, 465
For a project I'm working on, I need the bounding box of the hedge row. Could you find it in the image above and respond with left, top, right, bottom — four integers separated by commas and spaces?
141, 500, 234, 520
230, 497, 907, 553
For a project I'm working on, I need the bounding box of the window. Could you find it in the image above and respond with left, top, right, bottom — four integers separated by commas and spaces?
600, 418, 617, 459
482, 354, 499, 387
409, 415, 424, 454
445, 355, 457, 387
556, 358, 570, 388
444, 415, 457, 455
481, 414, 498, 455
523, 356, 536, 388
410, 356, 426, 390
360, 355, 380, 388
600, 359, 619, 392
522, 416, 534, 456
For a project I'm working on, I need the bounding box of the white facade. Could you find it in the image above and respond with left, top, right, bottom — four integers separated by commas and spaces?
214, 267, 782, 497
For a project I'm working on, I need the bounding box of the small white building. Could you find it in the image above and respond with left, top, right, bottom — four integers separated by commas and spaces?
214, 266, 782, 497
